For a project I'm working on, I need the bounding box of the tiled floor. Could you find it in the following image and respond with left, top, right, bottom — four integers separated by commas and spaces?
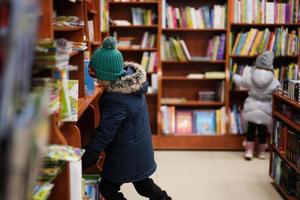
121, 151, 283, 200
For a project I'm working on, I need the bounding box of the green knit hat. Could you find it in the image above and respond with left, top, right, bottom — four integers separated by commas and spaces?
90, 37, 124, 81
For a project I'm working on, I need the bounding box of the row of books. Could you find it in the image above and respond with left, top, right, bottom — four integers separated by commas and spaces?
141, 52, 158, 73
161, 35, 226, 62
282, 79, 300, 103
141, 32, 156, 48
206, 34, 226, 61
234, 0, 300, 24
273, 120, 300, 168
232, 28, 299, 56
271, 154, 300, 199
162, 2, 227, 29
131, 7, 156, 25
53, 15, 84, 27
161, 106, 226, 135
229, 105, 244, 135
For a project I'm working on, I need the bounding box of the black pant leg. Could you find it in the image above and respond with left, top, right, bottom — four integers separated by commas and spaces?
257, 124, 267, 144
99, 178, 126, 200
246, 122, 257, 142
133, 178, 170, 200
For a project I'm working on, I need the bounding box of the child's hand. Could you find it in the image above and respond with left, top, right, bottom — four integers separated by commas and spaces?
82, 148, 99, 169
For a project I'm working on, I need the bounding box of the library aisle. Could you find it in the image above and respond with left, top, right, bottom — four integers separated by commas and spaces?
122, 151, 282, 200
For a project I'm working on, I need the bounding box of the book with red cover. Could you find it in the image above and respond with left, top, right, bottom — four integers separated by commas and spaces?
175, 110, 193, 134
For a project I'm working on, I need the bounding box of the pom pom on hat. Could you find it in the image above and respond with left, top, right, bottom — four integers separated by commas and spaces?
102, 36, 117, 50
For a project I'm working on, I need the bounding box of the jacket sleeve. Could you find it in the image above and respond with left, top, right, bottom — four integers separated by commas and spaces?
86, 95, 127, 154
233, 74, 248, 88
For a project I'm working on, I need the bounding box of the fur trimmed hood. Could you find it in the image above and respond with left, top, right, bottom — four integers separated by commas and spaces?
106, 62, 147, 94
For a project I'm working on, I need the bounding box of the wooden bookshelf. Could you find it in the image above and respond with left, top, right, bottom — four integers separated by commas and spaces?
270, 92, 300, 200
161, 60, 226, 64
118, 48, 158, 52
35, 0, 105, 199
162, 28, 227, 32
231, 23, 300, 28
53, 26, 83, 31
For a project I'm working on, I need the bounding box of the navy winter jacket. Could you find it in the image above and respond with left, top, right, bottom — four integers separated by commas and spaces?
86, 62, 156, 183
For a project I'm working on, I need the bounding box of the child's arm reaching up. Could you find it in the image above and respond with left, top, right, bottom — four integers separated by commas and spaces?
232, 73, 248, 89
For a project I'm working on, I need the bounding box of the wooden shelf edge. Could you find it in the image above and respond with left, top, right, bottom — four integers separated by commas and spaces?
161, 60, 226, 64
109, 1, 158, 4
162, 28, 226, 32
273, 92, 300, 109
230, 55, 298, 58
88, 10, 98, 15
118, 48, 158, 52
110, 25, 158, 28
53, 26, 83, 32
152, 135, 245, 150
231, 23, 300, 27
271, 145, 300, 174
161, 101, 224, 106
78, 87, 104, 119
273, 111, 300, 133
162, 76, 225, 81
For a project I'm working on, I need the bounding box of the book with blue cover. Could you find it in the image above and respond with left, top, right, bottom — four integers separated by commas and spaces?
193, 110, 216, 135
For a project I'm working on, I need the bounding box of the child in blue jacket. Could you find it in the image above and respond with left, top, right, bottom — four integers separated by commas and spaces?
82, 37, 171, 200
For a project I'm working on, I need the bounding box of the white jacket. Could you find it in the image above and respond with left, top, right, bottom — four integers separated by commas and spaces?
233, 66, 280, 131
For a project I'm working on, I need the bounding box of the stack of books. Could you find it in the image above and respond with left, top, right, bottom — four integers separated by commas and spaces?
234, 0, 300, 24
231, 28, 299, 56
160, 106, 226, 135
131, 7, 156, 25
274, 63, 299, 81
282, 80, 300, 103
229, 104, 244, 135
272, 120, 287, 154
141, 32, 156, 48
162, 2, 227, 29
53, 15, 84, 27
206, 34, 226, 60
141, 52, 158, 73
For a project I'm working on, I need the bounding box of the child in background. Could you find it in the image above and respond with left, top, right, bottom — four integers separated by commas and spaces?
232, 51, 280, 160
81, 37, 171, 200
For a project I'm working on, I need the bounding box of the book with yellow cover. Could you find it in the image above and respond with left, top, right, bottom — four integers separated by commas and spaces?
232, 32, 242, 55
249, 31, 263, 56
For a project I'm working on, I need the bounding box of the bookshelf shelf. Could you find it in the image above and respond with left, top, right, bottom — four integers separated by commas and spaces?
161, 101, 224, 107
271, 145, 300, 174
161, 60, 226, 64
273, 93, 300, 110
110, 25, 158, 29
53, 26, 83, 32
231, 23, 300, 28
152, 135, 245, 150
69, 51, 80, 57
162, 28, 226, 32
90, 41, 101, 46
109, 1, 158, 5
118, 48, 158, 52
78, 87, 104, 119
273, 111, 300, 133
230, 55, 298, 59
88, 9, 98, 15
162, 76, 224, 81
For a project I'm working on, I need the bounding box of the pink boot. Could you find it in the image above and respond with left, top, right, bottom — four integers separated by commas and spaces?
243, 141, 254, 160
257, 144, 267, 159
